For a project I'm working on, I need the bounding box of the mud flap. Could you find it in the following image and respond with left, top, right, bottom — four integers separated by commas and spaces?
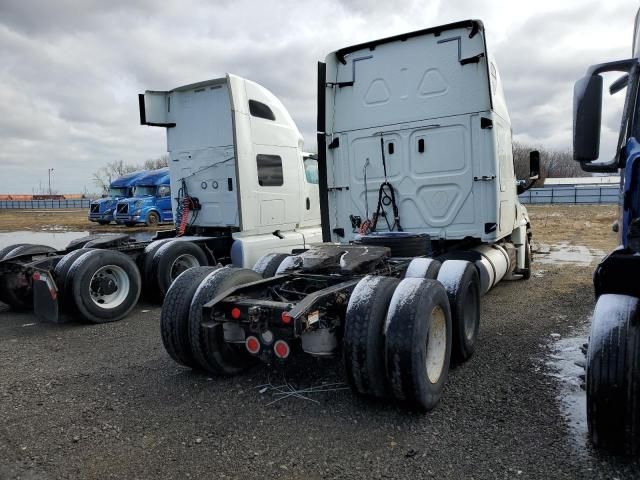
32, 270, 61, 323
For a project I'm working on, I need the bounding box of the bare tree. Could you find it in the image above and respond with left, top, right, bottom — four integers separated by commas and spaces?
92, 156, 169, 193
512, 142, 588, 186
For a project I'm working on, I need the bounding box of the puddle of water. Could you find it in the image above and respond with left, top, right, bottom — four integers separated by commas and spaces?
0, 231, 156, 251
535, 241, 605, 267
544, 326, 590, 454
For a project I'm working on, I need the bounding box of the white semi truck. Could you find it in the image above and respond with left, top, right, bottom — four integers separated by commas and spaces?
160, 19, 540, 411
0, 75, 321, 323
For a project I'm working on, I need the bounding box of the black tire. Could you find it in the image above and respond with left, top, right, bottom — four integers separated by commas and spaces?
404, 258, 441, 279
385, 278, 452, 411
356, 233, 431, 257
140, 239, 175, 299
1, 244, 56, 261
0, 244, 27, 260
146, 211, 160, 227
54, 248, 95, 313
66, 250, 141, 323
587, 294, 640, 455
189, 267, 262, 375
125, 222, 136, 227
343, 275, 400, 398
97, 220, 110, 226
151, 241, 209, 301
437, 260, 480, 363
252, 253, 290, 278
160, 267, 218, 368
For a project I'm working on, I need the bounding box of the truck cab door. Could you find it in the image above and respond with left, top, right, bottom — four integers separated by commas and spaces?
301, 155, 320, 226
157, 185, 173, 221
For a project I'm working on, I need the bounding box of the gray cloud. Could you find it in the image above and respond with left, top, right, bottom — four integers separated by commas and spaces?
0, 0, 635, 193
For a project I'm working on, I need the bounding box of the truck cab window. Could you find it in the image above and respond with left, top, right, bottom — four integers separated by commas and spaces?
303, 157, 319, 184
158, 185, 171, 197
249, 100, 276, 121
257, 154, 283, 186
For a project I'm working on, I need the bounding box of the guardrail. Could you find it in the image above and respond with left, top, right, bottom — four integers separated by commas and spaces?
518, 185, 619, 204
0, 199, 92, 209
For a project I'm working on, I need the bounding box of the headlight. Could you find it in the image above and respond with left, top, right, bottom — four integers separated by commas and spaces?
135, 200, 142, 208
133, 209, 141, 215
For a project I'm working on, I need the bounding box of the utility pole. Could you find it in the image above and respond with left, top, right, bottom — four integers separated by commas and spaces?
48, 168, 54, 196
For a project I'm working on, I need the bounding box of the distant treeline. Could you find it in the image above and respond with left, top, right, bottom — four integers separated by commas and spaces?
513, 142, 588, 186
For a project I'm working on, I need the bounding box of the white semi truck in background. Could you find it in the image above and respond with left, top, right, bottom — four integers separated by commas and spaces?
159, 19, 540, 411
0, 75, 321, 323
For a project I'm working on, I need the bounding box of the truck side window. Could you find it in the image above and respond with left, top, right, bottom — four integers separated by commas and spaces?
249, 100, 276, 121
303, 157, 319, 184
158, 185, 171, 197
257, 154, 283, 186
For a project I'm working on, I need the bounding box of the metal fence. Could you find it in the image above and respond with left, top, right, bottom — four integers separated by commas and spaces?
0, 199, 92, 209
518, 185, 619, 204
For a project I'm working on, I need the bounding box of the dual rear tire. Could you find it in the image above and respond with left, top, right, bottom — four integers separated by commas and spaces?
160, 267, 261, 375
54, 249, 141, 323
343, 259, 480, 411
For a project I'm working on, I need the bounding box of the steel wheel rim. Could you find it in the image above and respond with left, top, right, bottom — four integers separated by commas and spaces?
426, 305, 447, 384
463, 283, 477, 341
89, 265, 130, 309
148, 213, 159, 225
170, 254, 200, 280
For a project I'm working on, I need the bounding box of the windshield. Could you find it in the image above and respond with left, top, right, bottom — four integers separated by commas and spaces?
108, 187, 128, 197
135, 185, 156, 196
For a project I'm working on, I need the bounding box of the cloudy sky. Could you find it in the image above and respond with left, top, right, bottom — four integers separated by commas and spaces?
0, 0, 634, 193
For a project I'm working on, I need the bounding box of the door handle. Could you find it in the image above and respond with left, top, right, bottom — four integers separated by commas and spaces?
306, 197, 311, 210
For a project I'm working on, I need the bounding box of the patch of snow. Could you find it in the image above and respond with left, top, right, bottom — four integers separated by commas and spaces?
437, 260, 469, 293
347, 275, 380, 312
405, 258, 436, 278
535, 241, 605, 267
252, 253, 278, 273
275, 255, 302, 275
383, 278, 422, 334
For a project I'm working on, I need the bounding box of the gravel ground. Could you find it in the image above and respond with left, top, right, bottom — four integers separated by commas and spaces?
1, 205, 640, 479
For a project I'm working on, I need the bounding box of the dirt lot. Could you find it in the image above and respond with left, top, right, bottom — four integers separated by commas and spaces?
0, 209, 162, 234
1, 205, 639, 479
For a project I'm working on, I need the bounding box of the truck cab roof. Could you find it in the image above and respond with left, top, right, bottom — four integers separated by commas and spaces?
130, 167, 170, 187
110, 170, 147, 188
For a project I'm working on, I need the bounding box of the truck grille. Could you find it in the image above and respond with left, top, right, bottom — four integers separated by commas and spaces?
116, 203, 128, 214
90, 204, 99, 213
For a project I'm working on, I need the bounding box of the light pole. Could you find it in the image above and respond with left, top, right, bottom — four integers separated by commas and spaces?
48, 168, 54, 196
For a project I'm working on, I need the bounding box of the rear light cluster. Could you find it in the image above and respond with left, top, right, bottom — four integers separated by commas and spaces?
244, 335, 290, 359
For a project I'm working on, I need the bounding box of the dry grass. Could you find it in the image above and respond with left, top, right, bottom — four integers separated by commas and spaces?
527, 204, 618, 251
0, 209, 155, 233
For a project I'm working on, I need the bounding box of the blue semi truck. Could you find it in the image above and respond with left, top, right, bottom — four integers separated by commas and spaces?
88, 170, 146, 225
114, 168, 173, 227
573, 7, 640, 455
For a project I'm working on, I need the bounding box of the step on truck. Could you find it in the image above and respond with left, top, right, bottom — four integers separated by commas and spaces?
88, 170, 147, 225
0, 75, 321, 324
572, 7, 640, 455
114, 167, 174, 227
160, 19, 540, 411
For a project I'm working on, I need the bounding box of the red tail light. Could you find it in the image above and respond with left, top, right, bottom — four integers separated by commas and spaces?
231, 307, 241, 319
245, 336, 260, 354
281, 312, 292, 325
274, 340, 290, 359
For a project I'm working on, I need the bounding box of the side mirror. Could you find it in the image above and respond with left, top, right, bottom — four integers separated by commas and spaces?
573, 74, 603, 162
609, 73, 629, 95
529, 150, 540, 181
272, 229, 284, 239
